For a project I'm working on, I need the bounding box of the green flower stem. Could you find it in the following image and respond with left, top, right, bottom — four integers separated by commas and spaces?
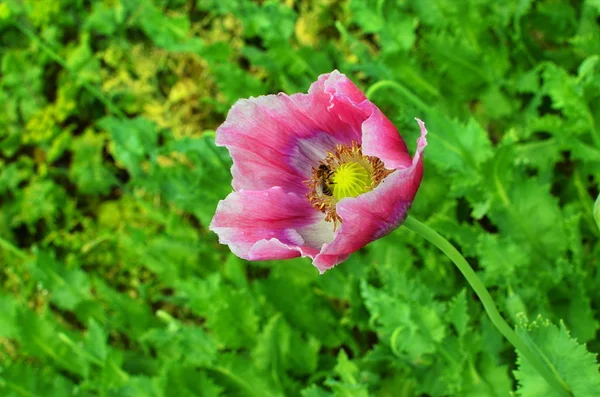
402, 216, 572, 396
365, 80, 432, 114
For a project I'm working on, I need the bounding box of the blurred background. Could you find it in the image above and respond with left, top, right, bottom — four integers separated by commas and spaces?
1, 0, 599, 396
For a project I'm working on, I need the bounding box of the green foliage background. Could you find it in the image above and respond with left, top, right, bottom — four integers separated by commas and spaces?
1, 0, 600, 396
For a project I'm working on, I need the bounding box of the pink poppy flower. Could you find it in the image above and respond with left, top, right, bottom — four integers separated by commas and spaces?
210, 71, 427, 273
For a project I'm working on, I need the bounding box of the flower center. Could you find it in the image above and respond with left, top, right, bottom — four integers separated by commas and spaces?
306, 142, 393, 226
331, 161, 372, 200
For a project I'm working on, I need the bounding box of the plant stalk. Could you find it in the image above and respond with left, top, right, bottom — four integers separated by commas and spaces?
403, 216, 572, 396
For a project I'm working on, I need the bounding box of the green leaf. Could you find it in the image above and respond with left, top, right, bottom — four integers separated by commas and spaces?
541, 62, 595, 135
252, 313, 321, 385
447, 289, 469, 336
564, 288, 599, 343
165, 367, 224, 397
243, 2, 296, 44
349, 0, 383, 33
142, 311, 218, 367
0, 51, 44, 120
323, 350, 369, 397
134, 1, 202, 52
15, 307, 90, 377
515, 316, 600, 397
212, 354, 285, 397
476, 233, 529, 285
2, 1, 600, 396
360, 277, 446, 362
211, 63, 264, 110
422, 111, 493, 194
207, 287, 259, 349
85, 318, 108, 363
301, 385, 333, 397
11, 179, 68, 230
258, 269, 345, 348
288, 327, 321, 376
99, 116, 158, 177
252, 314, 291, 380
28, 249, 91, 311
69, 129, 118, 195
112, 376, 163, 397
0, 3, 11, 21
0, 158, 32, 194
0, 294, 18, 338
513, 138, 561, 172
84, 0, 125, 35
93, 278, 156, 340
0, 363, 76, 397
151, 134, 232, 227
65, 32, 101, 85
463, 354, 512, 397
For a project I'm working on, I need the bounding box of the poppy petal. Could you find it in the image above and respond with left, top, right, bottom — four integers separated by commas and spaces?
313, 119, 427, 272
210, 186, 334, 261
215, 71, 371, 194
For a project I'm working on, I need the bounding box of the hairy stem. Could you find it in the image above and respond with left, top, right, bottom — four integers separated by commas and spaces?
402, 216, 572, 396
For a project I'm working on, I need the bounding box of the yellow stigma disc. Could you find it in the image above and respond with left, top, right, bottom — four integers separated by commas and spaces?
331, 161, 373, 200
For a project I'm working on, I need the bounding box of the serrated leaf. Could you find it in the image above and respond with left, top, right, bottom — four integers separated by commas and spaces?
252, 314, 291, 379
361, 278, 446, 362
423, 111, 493, 193
213, 354, 285, 397
541, 62, 594, 135
476, 234, 529, 285
322, 350, 370, 397
142, 312, 217, 368
165, 367, 224, 397
288, 328, 321, 376
515, 316, 600, 397
207, 287, 259, 349
0, 363, 75, 397
252, 313, 321, 383
447, 289, 469, 336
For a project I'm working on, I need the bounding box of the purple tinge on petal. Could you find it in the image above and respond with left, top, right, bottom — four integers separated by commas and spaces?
210, 187, 334, 261
215, 71, 373, 194
313, 118, 428, 273
212, 70, 428, 273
